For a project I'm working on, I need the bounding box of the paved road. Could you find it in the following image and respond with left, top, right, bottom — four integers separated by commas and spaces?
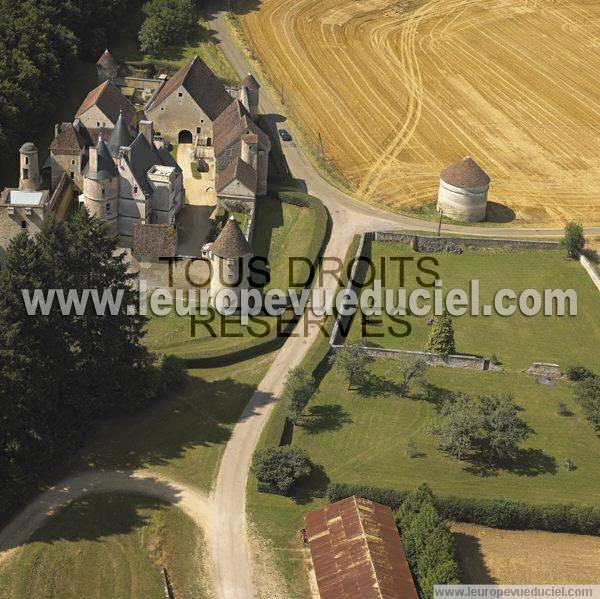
208, 9, 600, 599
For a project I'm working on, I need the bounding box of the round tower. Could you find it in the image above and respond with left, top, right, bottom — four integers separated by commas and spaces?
80, 133, 119, 236
437, 156, 490, 222
240, 73, 260, 121
19, 142, 42, 191
209, 216, 252, 311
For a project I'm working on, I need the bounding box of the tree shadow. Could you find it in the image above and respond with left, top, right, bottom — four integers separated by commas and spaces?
485, 201, 516, 223
415, 382, 455, 407
290, 464, 330, 505
452, 531, 497, 584
463, 446, 557, 478
301, 404, 352, 434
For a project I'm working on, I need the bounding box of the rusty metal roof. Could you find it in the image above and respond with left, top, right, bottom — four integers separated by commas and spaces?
304, 496, 418, 599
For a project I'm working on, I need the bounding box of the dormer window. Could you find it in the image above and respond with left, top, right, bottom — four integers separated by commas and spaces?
178, 92, 183, 97
133, 185, 138, 194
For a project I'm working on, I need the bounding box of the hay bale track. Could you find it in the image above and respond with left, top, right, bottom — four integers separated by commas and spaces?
240, 0, 600, 225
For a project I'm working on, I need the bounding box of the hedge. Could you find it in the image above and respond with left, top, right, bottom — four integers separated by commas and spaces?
327, 483, 600, 536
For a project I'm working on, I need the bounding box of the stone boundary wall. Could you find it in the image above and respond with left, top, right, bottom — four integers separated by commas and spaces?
373, 231, 560, 251
329, 232, 368, 347
580, 255, 600, 292
359, 347, 487, 370
526, 362, 563, 378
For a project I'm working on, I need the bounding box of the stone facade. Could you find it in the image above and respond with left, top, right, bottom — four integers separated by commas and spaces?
437, 179, 488, 221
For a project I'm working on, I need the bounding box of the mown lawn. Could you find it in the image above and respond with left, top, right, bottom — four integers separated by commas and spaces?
349, 243, 600, 371
0, 493, 209, 599
252, 191, 328, 294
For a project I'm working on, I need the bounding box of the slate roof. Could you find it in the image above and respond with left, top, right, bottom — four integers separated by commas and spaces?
305, 496, 418, 599
146, 54, 233, 120
241, 72, 260, 90
50, 123, 86, 152
211, 216, 252, 258
83, 135, 118, 181
20, 142, 38, 153
440, 156, 490, 189
76, 80, 136, 126
132, 224, 177, 258
107, 110, 135, 156
216, 157, 257, 194
122, 133, 181, 196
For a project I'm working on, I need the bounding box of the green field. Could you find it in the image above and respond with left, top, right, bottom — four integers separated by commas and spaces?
252, 191, 328, 294
0, 493, 209, 599
350, 243, 600, 371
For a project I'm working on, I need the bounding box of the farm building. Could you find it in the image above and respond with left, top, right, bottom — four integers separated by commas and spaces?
304, 496, 418, 599
437, 156, 490, 222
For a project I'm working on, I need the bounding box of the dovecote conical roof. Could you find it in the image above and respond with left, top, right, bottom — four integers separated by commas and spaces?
211, 216, 252, 258
440, 156, 490, 189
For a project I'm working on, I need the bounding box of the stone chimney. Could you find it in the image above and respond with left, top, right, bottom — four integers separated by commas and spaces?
239, 86, 251, 115
139, 120, 153, 145
241, 134, 258, 169
89, 146, 98, 173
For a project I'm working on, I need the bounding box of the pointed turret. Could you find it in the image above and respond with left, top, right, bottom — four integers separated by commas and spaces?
84, 133, 118, 181
107, 110, 134, 156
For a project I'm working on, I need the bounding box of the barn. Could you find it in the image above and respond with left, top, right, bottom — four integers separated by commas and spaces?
304, 496, 418, 599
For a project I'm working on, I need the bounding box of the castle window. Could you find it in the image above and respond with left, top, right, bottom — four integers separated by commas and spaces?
106, 203, 111, 214
22, 168, 29, 180
101, 188, 105, 196
71, 159, 76, 165
178, 92, 183, 97
70, 172, 75, 180
25, 157, 29, 165
21, 221, 27, 230
133, 185, 138, 194
196, 127, 201, 134
97, 122, 100, 127
160, 107, 165, 112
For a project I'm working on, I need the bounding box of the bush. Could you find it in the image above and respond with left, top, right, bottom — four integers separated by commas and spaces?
561, 221, 585, 259
251, 446, 312, 494
563, 458, 575, 472
567, 365, 595, 381
327, 482, 600, 535
574, 375, 600, 430
557, 402, 570, 417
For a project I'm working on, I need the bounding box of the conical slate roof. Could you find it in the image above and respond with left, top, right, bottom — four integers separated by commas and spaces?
84, 134, 118, 181
440, 156, 490, 189
241, 72, 260, 90
211, 216, 252, 258
107, 110, 134, 156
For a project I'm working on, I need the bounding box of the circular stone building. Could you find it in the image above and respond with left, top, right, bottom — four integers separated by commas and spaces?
437, 156, 490, 222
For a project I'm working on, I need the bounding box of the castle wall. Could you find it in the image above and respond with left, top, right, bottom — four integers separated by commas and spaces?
147, 86, 213, 145
437, 179, 488, 222
80, 177, 119, 236
210, 253, 251, 309
0, 205, 45, 263
78, 105, 115, 130
51, 151, 84, 189
256, 149, 268, 196
217, 180, 255, 210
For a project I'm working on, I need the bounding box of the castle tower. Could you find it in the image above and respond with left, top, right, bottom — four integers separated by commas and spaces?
18, 142, 42, 191
240, 73, 260, 121
80, 133, 119, 236
209, 216, 253, 311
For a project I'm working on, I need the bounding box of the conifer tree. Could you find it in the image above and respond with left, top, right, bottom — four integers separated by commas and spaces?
426, 312, 456, 357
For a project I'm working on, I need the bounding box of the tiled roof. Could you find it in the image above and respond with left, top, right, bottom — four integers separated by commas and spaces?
216, 157, 257, 193
211, 216, 252, 258
305, 496, 419, 599
76, 80, 136, 126
50, 123, 86, 152
146, 54, 233, 120
241, 72, 260, 90
132, 223, 177, 258
440, 156, 490, 189
96, 49, 118, 69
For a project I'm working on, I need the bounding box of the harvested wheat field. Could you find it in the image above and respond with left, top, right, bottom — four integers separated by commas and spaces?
239, 0, 600, 225
452, 522, 600, 583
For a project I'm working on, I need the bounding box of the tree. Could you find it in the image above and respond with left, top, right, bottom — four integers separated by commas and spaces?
396, 355, 427, 396
282, 367, 316, 424
329, 341, 373, 390
477, 394, 529, 462
574, 375, 600, 430
430, 395, 480, 461
251, 446, 312, 494
138, 0, 197, 55
426, 312, 455, 357
561, 221, 585, 259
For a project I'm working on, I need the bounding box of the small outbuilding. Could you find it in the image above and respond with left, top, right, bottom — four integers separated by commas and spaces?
304, 496, 418, 599
437, 155, 490, 222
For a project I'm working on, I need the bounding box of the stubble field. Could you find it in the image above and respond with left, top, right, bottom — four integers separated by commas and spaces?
239, 0, 600, 225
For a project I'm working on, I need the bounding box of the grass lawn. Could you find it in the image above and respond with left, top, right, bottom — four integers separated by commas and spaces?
252, 190, 328, 293
0, 493, 209, 599
349, 243, 600, 371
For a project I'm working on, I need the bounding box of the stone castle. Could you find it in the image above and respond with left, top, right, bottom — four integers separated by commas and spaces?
0, 50, 271, 261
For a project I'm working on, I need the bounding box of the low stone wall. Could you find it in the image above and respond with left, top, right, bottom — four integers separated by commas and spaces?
374, 231, 560, 252
360, 347, 487, 370
580, 255, 600, 292
526, 362, 563, 379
